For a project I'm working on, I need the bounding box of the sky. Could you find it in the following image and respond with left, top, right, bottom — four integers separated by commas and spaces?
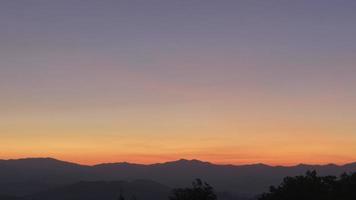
1, 0, 356, 166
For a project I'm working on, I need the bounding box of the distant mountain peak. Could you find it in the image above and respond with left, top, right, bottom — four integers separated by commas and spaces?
0, 157, 84, 168
158, 158, 213, 166
93, 161, 142, 168
1, 157, 356, 168
343, 162, 356, 168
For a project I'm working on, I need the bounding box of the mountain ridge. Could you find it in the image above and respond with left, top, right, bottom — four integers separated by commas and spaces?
1, 157, 355, 197
1, 157, 354, 168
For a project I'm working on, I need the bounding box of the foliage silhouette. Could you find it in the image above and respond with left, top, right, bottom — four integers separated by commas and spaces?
259, 170, 356, 200
169, 179, 217, 200
117, 189, 126, 200
118, 193, 125, 200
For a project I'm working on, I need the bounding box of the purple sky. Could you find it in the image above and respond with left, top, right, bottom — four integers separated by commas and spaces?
1, 0, 356, 165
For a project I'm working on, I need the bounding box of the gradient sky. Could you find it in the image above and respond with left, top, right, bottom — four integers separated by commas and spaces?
1, 0, 356, 165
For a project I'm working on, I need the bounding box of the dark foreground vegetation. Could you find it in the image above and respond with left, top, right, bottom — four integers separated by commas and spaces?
116, 171, 356, 200
1, 172, 356, 200
259, 171, 356, 200
116, 179, 217, 200
169, 179, 217, 200
167, 171, 356, 200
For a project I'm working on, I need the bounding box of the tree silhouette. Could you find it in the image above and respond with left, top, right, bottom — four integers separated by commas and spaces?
259, 170, 356, 200
169, 179, 217, 200
333, 172, 356, 199
118, 190, 125, 200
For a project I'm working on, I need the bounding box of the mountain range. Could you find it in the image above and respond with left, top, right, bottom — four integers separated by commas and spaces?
0, 158, 355, 200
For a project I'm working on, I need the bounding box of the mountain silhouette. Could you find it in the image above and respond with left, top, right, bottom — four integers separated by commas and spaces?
0, 158, 355, 198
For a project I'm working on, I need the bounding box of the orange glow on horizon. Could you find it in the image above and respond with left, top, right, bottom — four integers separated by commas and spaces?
2, 151, 355, 167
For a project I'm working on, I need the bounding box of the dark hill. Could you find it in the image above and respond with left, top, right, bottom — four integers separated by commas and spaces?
27, 180, 170, 200
0, 158, 355, 197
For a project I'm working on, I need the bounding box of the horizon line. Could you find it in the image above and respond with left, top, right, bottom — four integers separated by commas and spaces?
1, 157, 355, 168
